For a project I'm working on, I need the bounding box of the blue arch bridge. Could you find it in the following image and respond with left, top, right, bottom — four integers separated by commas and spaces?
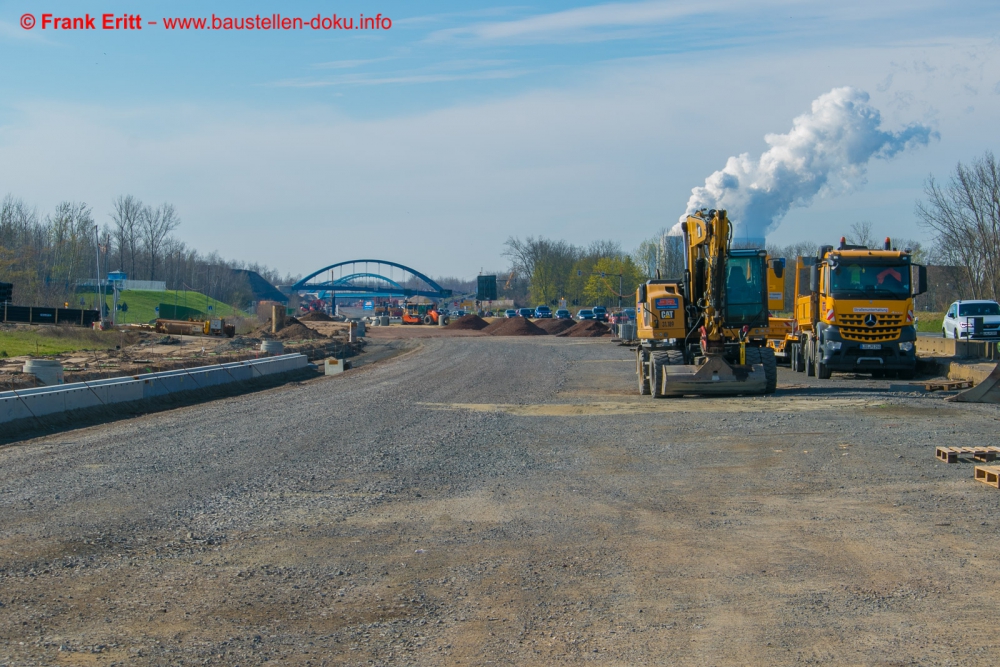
289, 259, 453, 302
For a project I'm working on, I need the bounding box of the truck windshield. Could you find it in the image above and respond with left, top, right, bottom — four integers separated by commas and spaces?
830, 262, 910, 298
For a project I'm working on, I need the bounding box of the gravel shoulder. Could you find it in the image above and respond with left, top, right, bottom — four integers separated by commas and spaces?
1, 337, 999, 665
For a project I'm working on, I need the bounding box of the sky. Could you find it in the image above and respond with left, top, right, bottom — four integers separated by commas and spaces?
1, 0, 998, 280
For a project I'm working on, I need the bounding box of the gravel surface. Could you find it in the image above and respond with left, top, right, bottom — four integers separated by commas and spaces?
2, 337, 999, 665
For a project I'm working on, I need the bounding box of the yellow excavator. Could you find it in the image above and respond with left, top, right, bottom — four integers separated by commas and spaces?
635, 209, 778, 397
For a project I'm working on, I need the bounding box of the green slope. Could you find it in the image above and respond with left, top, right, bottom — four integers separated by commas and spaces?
93, 290, 243, 324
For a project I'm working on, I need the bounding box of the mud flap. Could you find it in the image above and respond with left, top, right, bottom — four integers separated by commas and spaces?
948, 363, 1000, 403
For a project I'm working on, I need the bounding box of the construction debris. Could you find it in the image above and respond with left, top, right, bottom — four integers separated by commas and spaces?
446, 314, 490, 330
484, 317, 547, 336
556, 320, 612, 338
919, 379, 974, 392
935, 446, 1000, 464
975, 465, 1000, 488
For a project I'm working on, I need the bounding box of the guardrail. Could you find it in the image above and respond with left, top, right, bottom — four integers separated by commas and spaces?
0, 353, 309, 426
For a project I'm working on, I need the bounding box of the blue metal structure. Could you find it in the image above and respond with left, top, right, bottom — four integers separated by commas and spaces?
290, 260, 452, 300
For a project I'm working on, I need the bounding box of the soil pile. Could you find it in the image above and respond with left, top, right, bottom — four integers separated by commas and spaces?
255, 317, 327, 340
486, 316, 548, 337
446, 314, 490, 331
298, 311, 333, 322
557, 320, 612, 337
536, 319, 576, 334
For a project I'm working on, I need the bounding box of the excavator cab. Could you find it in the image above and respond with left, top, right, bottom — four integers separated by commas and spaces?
723, 249, 769, 328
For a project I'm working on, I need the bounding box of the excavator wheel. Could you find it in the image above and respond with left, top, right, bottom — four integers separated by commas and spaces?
747, 346, 778, 394
648, 352, 666, 398
637, 348, 650, 395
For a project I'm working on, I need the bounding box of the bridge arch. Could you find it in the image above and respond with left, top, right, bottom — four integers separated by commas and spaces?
290, 259, 452, 300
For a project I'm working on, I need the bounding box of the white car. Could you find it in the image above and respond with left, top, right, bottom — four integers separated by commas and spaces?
942, 300, 1000, 339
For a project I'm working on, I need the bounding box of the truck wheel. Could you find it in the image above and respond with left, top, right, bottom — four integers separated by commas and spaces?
637, 349, 650, 395
805, 339, 815, 377
816, 343, 831, 380
423, 315, 433, 325
791, 343, 802, 372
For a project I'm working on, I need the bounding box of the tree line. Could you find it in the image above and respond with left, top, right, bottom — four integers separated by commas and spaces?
500, 237, 645, 309
0, 194, 291, 309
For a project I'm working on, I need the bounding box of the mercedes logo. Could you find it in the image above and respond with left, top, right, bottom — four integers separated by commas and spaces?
864, 313, 877, 327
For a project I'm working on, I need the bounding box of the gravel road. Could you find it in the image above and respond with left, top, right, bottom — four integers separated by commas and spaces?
2, 336, 1000, 665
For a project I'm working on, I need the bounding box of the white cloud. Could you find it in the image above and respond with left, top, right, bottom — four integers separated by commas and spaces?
429, 0, 789, 43
0, 39, 996, 277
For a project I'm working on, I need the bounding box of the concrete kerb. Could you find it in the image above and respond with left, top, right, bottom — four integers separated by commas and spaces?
0, 354, 310, 435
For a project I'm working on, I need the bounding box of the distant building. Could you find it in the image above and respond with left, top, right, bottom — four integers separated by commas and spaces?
232, 269, 288, 304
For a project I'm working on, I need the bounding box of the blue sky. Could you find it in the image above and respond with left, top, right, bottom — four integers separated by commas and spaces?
1, 0, 998, 278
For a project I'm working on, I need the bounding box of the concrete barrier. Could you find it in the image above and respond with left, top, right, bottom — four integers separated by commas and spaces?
917, 337, 1000, 360
0, 354, 309, 426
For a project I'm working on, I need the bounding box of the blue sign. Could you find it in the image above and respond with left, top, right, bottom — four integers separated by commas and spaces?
155, 306, 159, 313
107, 271, 127, 283
363, 300, 375, 310
208, 305, 213, 311
655, 297, 679, 310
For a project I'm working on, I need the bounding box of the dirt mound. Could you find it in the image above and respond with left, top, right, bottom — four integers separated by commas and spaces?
536, 318, 576, 334
446, 314, 490, 331
298, 311, 333, 322
556, 320, 612, 337
254, 317, 327, 340
486, 316, 548, 337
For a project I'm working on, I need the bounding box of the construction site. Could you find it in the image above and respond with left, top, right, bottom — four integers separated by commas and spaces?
4, 217, 1000, 665
2, 2, 998, 663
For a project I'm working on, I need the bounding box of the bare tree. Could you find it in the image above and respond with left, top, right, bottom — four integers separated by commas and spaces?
110, 195, 143, 276
846, 220, 875, 248
141, 203, 180, 280
917, 151, 1000, 300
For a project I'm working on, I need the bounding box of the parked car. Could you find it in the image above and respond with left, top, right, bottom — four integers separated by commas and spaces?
943, 300, 1000, 339
577, 309, 595, 320
592, 306, 608, 322
517, 307, 534, 318
555, 309, 572, 319
504, 309, 517, 318
608, 307, 637, 325
534, 305, 553, 318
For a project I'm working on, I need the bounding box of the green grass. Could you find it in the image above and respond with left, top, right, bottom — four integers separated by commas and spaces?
916, 311, 943, 333
84, 289, 243, 324
0, 327, 123, 358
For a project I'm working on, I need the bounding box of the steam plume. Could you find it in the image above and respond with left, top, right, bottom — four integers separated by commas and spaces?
675, 87, 934, 245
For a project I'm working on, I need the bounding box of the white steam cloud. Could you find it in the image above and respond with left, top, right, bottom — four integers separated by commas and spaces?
675, 86, 934, 244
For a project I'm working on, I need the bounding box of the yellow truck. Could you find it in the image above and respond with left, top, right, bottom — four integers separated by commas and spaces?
791, 237, 927, 379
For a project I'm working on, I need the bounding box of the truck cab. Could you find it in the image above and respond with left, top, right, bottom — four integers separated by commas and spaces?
793, 237, 927, 379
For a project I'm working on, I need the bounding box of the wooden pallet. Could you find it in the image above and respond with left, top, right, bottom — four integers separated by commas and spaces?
936, 446, 1000, 463
975, 466, 1000, 488
919, 380, 974, 392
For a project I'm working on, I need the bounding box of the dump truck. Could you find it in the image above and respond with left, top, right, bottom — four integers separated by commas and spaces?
790, 237, 927, 379
635, 209, 778, 397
